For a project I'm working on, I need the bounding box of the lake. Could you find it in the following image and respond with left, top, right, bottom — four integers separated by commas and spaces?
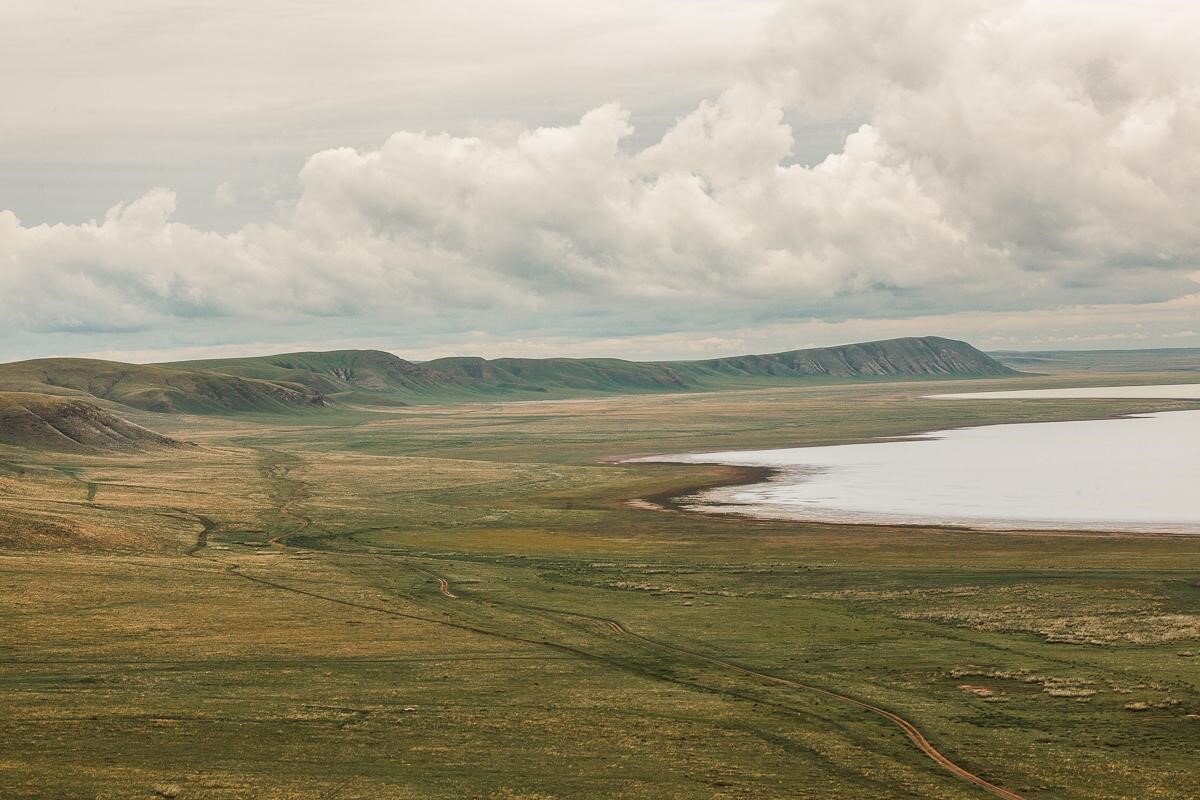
633, 385, 1200, 533
929, 384, 1200, 400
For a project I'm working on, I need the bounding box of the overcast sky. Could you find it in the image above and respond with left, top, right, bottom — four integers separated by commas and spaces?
2, 0, 1199, 363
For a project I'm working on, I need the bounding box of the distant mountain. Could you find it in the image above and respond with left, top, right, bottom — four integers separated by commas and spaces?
0, 393, 181, 452
167, 350, 693, 401
0, 358, 326, 414
418, 336, 1015, 395
420, 356, 692, 395
669, 336, 1016, 381
0, 336, 1015, 417
168, 335, 1015, 406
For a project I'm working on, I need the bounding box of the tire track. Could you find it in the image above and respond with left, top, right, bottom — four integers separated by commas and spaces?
601, 618, 1026, 800
405, 562, 458, 598
429, 566, 1026, 800
187, 474, 1024, 800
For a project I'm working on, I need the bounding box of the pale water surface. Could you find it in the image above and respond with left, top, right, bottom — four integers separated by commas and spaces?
930, 384, 1200, 400
636, 385, 1200, 533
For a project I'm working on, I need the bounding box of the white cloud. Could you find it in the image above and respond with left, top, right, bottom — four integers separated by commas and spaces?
3, 0, 1200, 357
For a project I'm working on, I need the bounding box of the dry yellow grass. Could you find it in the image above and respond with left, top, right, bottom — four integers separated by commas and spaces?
1, 379, 1198, 798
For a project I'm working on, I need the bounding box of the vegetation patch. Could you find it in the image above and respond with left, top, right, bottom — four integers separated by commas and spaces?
898, 584, 1200, 645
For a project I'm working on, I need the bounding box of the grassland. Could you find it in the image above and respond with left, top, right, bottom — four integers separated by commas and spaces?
2, 373, 1199, 798
0, 359, 324, 414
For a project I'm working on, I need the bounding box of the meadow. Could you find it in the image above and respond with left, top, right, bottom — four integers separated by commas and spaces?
2, 374, 1199, 799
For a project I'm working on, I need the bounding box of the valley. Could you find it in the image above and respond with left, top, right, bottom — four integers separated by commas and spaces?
2, 345, 1199, 798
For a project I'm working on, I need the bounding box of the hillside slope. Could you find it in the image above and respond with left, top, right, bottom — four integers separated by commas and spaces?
420, 337, 1015, 395
0, 337, 1013, 416
0, 358, 326, 414
167, 350, 445, 396
0, 393, 180, 452
672, 336, 1016, 381
421, 356, 691, 395
169, 335, 1015, 404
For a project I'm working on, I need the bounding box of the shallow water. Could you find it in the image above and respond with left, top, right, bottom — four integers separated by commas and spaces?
636, 387, 1200, 533
929, 383, 1200, 400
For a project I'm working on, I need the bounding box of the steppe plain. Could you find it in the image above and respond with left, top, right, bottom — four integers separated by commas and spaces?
3, 352, 1200, 799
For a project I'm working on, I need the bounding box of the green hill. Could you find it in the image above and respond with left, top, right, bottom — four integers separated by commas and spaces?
671, 336, 1016, 381
166, 349, 446, 397
170, 335, 1017, 404
419, 356, 691, 396
0, 358, 326, 414
0, 393, 181, 452
419, 337, 1015, 395
0, 337, 1015, 416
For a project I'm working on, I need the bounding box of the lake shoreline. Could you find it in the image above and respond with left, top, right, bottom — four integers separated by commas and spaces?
636, 458, 1200, 539
626, 394, 1200, 538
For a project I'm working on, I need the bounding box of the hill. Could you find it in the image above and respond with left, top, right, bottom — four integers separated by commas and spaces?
0, 393, 181, 452
0, 358, 327, 414
418, 356, 690, 395
166, 349, 445, 397
418, 336, 1014, 396
168, 335, 1016, 404
0, 337, 1014, 416
667, 336, 1015, 382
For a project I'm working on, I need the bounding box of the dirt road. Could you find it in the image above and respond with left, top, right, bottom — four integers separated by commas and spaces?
436, 568, 1027, 800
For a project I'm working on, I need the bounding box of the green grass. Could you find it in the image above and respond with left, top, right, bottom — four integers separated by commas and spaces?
166, 335, 1014, 407
0, 358, 324, 414
0, 337, 1014, 421
1, 374, 1198, 798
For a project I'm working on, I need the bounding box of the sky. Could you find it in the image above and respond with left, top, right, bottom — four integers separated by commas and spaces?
2, 0, 1199, 363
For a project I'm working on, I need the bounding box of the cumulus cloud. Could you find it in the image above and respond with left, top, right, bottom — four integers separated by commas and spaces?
3, 0, 1200, 355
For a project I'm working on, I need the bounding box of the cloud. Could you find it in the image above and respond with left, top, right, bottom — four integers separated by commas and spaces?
3, 0, 1200, 357
213, 182, 237, 208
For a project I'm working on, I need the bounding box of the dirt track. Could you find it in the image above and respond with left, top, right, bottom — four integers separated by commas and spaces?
436, 569, 1027, 800
185, 485, 1025, 800
598, 617, 1026, 800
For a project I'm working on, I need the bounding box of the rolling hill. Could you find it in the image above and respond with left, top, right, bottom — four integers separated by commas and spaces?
0, 393, 181, 452
171, 350, 693, 398
169, 335, 1016, 403
672, 336, 1015, 380
415, 336, 1016, 395
167, 349, 446, 397
0, 358, 327, 414
0, 336, 1016, 417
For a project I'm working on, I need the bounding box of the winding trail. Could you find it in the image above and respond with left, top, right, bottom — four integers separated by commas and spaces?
431, 567, 1027, 800
178, 446, 1023, 799
599, 617, 1026, 800
405, 562, 459, 598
